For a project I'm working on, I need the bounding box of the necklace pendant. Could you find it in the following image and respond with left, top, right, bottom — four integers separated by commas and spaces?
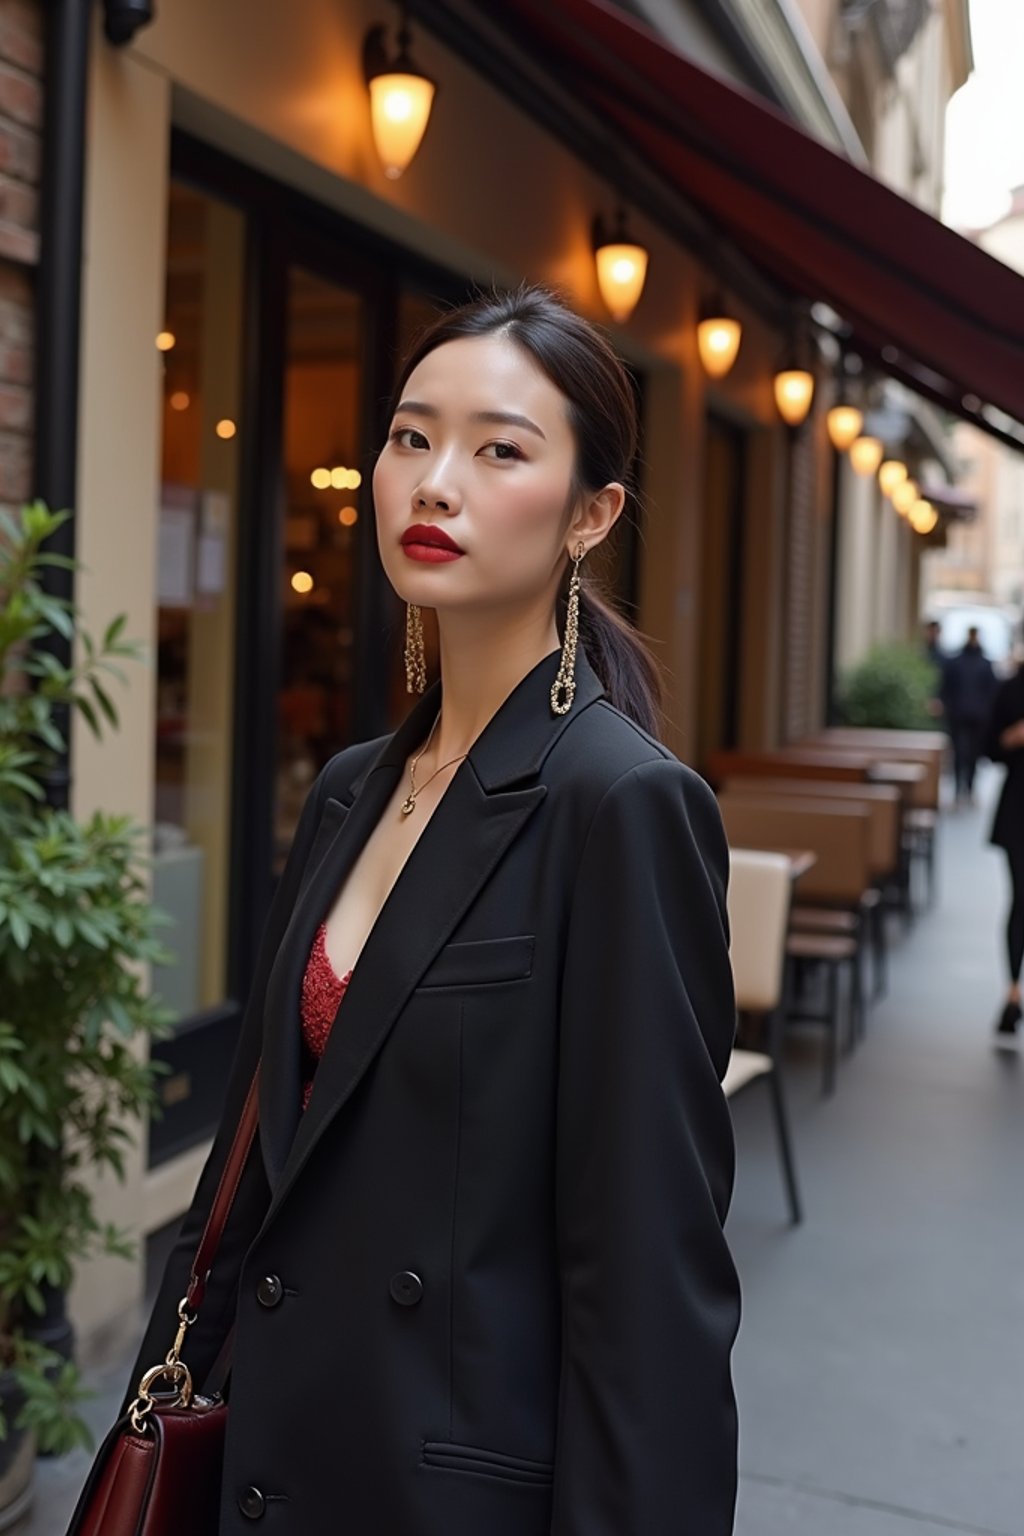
400, 795, 416, 816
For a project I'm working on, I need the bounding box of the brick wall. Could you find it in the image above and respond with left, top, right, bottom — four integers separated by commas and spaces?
0, 0, 40, 507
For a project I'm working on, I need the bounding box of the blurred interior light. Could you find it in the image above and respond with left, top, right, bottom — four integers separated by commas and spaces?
215, 419, 236, 440
311, 467, 332, 489
826, 405, 863, 451
156, 331, 175, 352
363, 17, 436, 179
291, 571, 314, 594
878, 459, 908, 497
892, 479, 919, 515
593, 208, 649, 323
697, 296, 742, 379
773, 368, 815, 427
338, 506, 359, 527
169, 391, 190, 412
849, 435, 884, 476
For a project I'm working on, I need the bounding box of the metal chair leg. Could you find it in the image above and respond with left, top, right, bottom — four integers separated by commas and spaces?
767, 1066, 803, 1224
871, 899, 887, 1001
823, 963, 839, 1096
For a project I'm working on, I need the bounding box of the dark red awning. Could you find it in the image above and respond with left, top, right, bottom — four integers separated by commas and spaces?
502, 0, 1024, 445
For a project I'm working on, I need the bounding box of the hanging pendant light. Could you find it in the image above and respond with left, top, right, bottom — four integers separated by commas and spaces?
908, 499, 938, 535
878, 459, 908, 498
363, 9, 436, 180
773, 367, 815, 427
892, 478, 919, 516
592, 207, 649, 323
849, 435, 884, 476
827, 405, 864, 451
697, 294, 742, 379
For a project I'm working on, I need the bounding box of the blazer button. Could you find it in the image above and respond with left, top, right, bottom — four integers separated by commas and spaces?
256, 1274, 283, 1308
238, 1486, 266, 1519
389, 1270, 424, 1307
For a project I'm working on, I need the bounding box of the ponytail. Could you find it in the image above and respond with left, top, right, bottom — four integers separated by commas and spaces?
558, 573, 664, 740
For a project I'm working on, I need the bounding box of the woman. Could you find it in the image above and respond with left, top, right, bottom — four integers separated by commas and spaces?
987, 658, 1024, 1039
122, 287, 740, 1533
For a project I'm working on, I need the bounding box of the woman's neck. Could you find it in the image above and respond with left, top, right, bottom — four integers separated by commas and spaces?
426, 613, 561, 766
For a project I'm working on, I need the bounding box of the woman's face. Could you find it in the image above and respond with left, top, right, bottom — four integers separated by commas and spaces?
373, 334, 582, 615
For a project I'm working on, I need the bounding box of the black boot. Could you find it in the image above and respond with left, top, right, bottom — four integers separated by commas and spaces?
996, 1000, 1022, 1036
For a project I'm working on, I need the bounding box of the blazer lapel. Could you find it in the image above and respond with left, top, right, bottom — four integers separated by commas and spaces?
256, 645, 606, 1229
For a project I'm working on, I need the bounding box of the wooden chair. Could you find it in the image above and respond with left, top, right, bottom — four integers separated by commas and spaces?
724, 849, 802, 1224
721, 775, 901, 1000
804, 730, 944, 907
718, 795, 872, 1093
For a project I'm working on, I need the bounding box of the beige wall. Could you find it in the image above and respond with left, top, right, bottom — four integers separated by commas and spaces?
71, 16, 171, 1338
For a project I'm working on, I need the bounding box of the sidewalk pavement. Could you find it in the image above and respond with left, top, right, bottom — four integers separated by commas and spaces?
13, 770, 1023, 1535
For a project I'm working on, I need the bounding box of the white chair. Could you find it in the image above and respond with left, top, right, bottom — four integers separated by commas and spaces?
724, 849, 803, 1224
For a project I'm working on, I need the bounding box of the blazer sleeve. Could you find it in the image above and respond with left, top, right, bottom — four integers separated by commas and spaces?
551, 758, 740, 1536
119, 757, 335, 1417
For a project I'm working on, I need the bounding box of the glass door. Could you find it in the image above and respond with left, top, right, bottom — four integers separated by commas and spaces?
275, 268, 368, 871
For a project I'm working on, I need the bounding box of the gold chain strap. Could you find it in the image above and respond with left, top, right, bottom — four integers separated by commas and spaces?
127, 1296, 197, 1434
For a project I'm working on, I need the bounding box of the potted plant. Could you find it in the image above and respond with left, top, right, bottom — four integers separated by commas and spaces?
0, 502, 173, 1523
836, 640, 937, 729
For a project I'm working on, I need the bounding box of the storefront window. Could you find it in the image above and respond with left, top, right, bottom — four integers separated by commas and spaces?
275, 268, 365, 872
152, 184, 245, 1021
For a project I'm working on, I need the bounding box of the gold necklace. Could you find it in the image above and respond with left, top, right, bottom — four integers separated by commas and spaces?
401, 710, 469, 816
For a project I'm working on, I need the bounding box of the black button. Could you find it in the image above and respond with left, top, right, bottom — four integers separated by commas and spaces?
238, 1486, 266, 1519
389, 1270, 424, 1306
256, 1274, 283, 1308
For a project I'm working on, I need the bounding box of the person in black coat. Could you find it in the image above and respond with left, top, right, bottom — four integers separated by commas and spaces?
941, 627, 1000, 805
986, 661, 1024, 1039
115, 287, 741, 1534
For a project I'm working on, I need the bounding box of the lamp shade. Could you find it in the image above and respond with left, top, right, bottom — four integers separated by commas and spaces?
697, 315, 742, 379
826, 405, 863, 451
891, 478, 919, 515
849, 435, 884, 476
364, 22, 436, 179
878, 459, 908, 498
908, 499, 938, 534
773, 368, 815, 427
368, 71, 435, 179
594, 240, 649, 323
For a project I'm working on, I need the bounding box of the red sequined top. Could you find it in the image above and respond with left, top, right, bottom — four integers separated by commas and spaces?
300, 921, 353, 1110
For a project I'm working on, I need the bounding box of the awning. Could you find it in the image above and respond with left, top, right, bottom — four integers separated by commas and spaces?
500, 0, 1024, 449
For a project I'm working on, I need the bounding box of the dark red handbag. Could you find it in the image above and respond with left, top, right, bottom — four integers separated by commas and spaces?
65, 1070, 260, 1535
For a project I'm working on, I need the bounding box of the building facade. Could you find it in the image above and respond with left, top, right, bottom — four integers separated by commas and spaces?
924, 187, 1024, 621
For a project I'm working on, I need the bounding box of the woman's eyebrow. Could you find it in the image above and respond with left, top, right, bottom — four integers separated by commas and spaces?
393, 400, 546, 440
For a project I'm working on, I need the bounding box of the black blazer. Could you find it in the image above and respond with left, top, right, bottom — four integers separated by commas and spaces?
987, 667, 1024, 851
125, 647, 740, 1535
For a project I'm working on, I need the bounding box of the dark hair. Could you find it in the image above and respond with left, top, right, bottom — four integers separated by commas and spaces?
389, 284, 664, 739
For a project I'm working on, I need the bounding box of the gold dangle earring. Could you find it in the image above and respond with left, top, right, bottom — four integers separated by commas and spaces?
550, 542, 585, 716
405, 602, 427, 694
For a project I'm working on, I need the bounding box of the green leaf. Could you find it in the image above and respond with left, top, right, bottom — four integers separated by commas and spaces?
73, 694, 100, 737
8, 910, 30, 949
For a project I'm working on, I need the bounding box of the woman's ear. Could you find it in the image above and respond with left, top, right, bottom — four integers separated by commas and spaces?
569, 482, 626, 555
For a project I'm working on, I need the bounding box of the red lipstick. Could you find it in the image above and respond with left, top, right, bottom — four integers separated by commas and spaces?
400, 524, 465, 562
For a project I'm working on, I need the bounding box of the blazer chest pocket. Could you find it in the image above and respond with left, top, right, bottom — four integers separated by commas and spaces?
416, 935, 534, 990
421, 1439, 553, 1487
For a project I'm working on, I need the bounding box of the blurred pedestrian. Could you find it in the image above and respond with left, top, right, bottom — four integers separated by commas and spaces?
941, 626, 999, 806
922, 618, 947, 720
987, 659, 1024, 1040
